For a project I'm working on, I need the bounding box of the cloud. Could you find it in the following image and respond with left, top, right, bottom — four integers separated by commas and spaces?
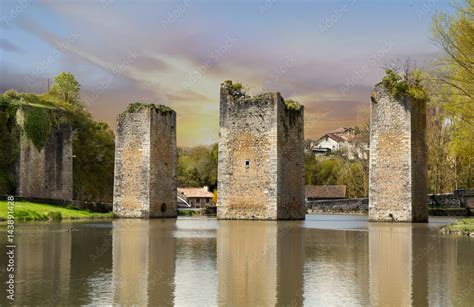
3, 1, 443, 146
0, 39, 22, 53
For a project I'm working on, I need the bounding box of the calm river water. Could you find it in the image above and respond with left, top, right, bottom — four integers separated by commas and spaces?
1, 215, 473, 306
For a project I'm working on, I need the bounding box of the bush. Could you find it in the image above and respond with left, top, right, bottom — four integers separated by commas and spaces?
284, 99, 302, 111
4, 89, 18, 99
223, 80, 246, 98
381, 69, 427, 103
47, 211, 62, 221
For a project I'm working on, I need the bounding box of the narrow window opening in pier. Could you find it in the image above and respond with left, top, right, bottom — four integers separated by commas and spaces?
161, 203, 167, 213
245, 160, 250, 169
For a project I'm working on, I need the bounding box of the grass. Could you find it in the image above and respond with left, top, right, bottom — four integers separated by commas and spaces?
441, 218, 474, 236
0, 201, 113, 221
178, 209, 202, 217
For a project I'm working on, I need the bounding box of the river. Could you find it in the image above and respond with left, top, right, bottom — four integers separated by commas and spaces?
1, 215, 473, 306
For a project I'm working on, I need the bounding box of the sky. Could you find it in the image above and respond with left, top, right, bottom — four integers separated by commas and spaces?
0, 0, 453, 146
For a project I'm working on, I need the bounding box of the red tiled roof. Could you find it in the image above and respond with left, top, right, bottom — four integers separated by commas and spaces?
325, 133, 347, 142
305, 185, 347, 199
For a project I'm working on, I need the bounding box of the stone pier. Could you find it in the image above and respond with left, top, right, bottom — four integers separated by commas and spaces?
369, 84, 428, 222
113, 103, 177, 218
217, 81, 305, 220
16, 107, 73, 201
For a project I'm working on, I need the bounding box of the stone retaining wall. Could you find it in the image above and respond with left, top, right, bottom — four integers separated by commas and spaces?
307, 198, 368, 214
307, 190, 473, 216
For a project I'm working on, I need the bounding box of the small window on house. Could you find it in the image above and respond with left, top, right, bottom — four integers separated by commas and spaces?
245, 160, 250, 169
206, 198, 210, 203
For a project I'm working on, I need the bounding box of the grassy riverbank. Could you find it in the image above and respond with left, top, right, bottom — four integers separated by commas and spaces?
441, 218, 474, 236
0, 201, 113, 221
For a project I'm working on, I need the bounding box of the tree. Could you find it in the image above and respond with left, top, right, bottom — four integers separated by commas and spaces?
432, 0, 473, 100
49, 72, 81, 104
430, 0, 474, 189
177, 144, 218, 190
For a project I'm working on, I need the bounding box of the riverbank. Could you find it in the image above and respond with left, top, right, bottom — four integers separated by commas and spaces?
0, 201, 113, 221
440, 218, 474, 237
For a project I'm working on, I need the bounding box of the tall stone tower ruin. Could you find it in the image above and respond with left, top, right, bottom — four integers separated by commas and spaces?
369, 83, 428, 222
217, 81, 305, 220
113, 103, 177, 218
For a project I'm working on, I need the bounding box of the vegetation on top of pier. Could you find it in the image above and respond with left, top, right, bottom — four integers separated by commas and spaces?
1, 90, 68, 151
223, 80, 246, 98
379, 69, 428, 103
284, 99, 302, 111
125, 102, 174, 114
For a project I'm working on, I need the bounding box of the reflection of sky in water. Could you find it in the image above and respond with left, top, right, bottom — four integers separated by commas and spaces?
1, 215, 472, 306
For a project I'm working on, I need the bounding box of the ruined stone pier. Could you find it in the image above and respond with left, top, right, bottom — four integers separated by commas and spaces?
369, 83, 428, 222
16, 107, 73, 200
113, 103, 177, 218
217, 81, 305, 220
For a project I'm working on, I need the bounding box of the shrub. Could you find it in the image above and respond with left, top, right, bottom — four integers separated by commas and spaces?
47, 211, 62, 221
284, 99, 302, 111
223, 80, 246, 98
381, 69, 427, 103
4, 89, 19, 99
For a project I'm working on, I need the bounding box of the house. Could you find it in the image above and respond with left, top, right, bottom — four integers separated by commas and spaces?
309, 127, 368, 160
305, 185, 347, 201
177, 187, 214, 208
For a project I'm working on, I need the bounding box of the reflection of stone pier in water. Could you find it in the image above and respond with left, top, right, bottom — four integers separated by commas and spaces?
15, 225, 72, 305
112, 219, 176, 305
217, 221, 304, 305
368, 224, 429, 306
113, 103, 177, 218
217, 81, 305, 220
369, 84, 428, 222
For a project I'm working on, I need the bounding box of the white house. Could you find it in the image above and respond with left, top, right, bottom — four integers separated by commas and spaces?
310, 128, 368, 160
